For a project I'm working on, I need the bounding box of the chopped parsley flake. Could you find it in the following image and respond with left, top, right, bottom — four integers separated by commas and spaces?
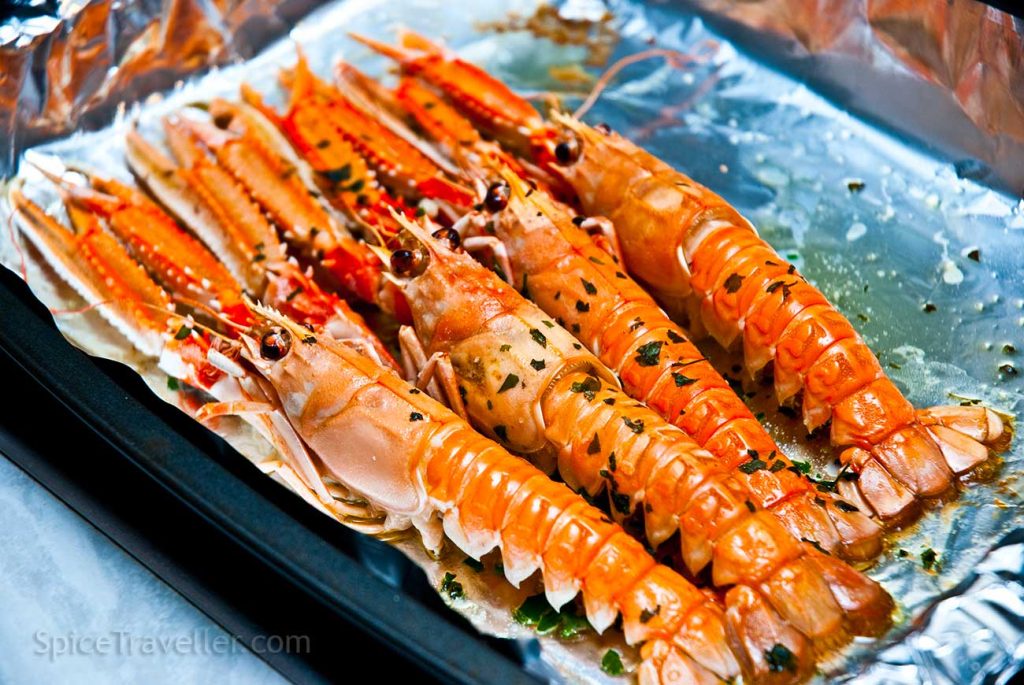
724, 273, 744, 293
639, 605, 661, 623
789, 460, 812, 474
409, 412, 424, 421
514, 594, 590, 639
739, 458, 767, 474
530, 359, 546, 371
530, 329, 547, 347
498, 374, 520, 393
601, 650, 625, 676
570, 376, 601, 401
576, 300, 590, 313
581, 278, 597, 295
672, 372, 695, 386
322, 164, 352, 183
634, 341, 663, 367
622, 416, 645, 434
921, 548, 939, 571
440, 572, 464, 600
587, 434, 601, 454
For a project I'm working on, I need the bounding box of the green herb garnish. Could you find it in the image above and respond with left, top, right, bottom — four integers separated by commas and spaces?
601, 649, 625, 676
724, 273, 744, 293
440, 572, 464, 600
498, 374, 520, 393
739, 458, 767, 474
622, 416, 645, 434
634, 341, 663, 367
672, 372, 695, 386
921, 548, 939, 571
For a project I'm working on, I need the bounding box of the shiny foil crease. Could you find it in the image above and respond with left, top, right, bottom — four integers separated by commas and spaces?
2, 0, 1024, 683
0, 0, 326, 176
677, 0, 1024, 193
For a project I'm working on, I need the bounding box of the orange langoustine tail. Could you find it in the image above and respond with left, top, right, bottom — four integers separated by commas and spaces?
344, 63, 885, 564
363, 33, 1008, 525
239, 304, 813, 684
551, 116, 1008, 526
480, 168, 885, 562
367, 214, 893, 652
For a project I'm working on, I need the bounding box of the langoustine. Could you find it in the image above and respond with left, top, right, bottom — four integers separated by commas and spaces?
231, 303, 809, 684
359, 212, 893, 649
7, 175, 389, 528
132, 89, 407, 318
358, 30, 1009, 526
217, 62, 895, 647
12, 170, 819, 683
337, 62, 886, 564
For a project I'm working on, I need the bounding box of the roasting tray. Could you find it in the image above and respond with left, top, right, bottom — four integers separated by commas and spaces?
2, 0, 1024, 682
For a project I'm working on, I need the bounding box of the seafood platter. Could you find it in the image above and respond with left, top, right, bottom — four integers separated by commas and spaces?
2, 0, 1023, 682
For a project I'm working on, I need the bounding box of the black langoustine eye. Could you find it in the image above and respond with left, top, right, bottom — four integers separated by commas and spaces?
390, 248, 427, 277
260, 327, 292, 360
211, 111, 234, 129
485, 181, 510, 212
431, 227, 461, 251
554, 135, 582, 165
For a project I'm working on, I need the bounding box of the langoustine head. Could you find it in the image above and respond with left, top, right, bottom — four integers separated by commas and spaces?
376, 212, 616, 456
235, 303, 431, 525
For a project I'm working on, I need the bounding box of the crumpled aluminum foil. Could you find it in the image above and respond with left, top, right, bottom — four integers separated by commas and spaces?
673, 0, 1024, 194
1, 0, 1023, 683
